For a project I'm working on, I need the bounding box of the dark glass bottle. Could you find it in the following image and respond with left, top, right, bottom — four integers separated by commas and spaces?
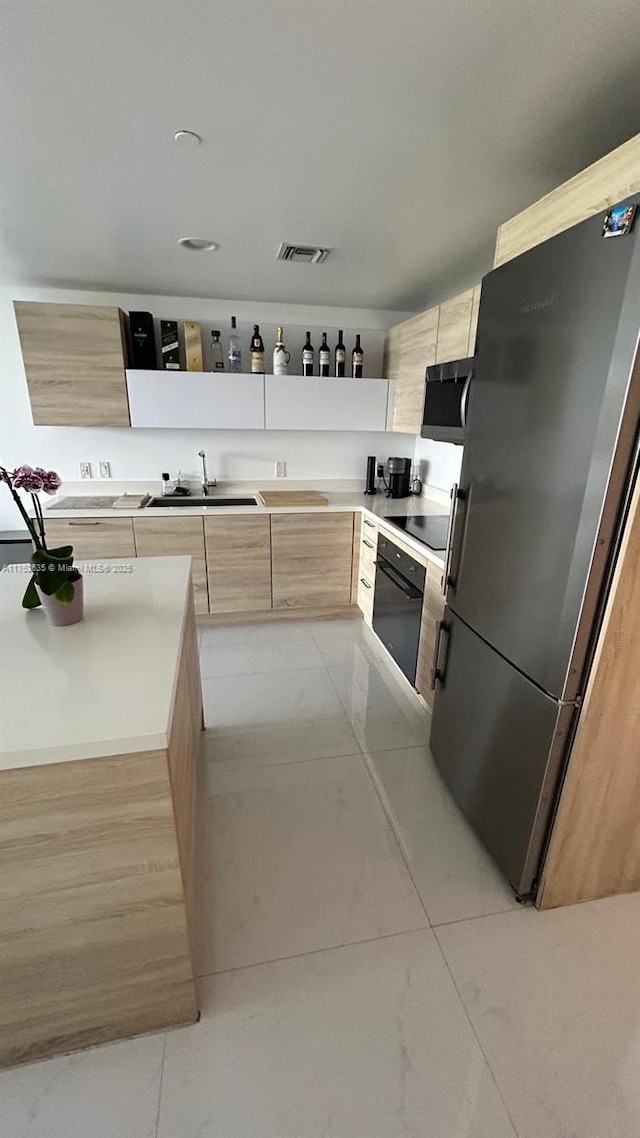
352, 334, 364, 379
302, 330, 314, 376
250, 324, 265, 374
335, 330, 346, 377
319, 332, 330, 378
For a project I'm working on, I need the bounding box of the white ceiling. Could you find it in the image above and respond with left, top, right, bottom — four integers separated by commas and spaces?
2, 0, 640, 311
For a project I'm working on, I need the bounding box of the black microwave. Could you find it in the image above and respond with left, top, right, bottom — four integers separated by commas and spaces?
421, 356, 474, 443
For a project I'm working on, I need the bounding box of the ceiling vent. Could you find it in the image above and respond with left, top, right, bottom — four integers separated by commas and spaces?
276, 242, 331, 265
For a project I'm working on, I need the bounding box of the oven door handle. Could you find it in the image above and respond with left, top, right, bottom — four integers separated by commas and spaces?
375, 559, 423, 600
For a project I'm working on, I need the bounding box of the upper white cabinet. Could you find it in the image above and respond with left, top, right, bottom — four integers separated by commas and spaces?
265, 376, 391, 432
126, 370, 266, 429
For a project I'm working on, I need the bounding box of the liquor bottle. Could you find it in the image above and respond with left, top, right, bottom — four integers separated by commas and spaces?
334, 329, 346, 377
352, 334, 364, 379
160, 320, 180, 370
319, 332, 330, 377
209, 330, 224, 371
250, 324, 265, 373
302, 330, 314, 376
273, 325, 291, 375
184, 322, 203, 371
228, 316, 242, 371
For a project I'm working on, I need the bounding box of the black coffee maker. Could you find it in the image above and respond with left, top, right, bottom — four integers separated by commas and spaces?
386, 456, 411, 498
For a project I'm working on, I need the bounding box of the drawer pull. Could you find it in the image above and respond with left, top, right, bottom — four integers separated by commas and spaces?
363, 518, 375, 528
68, 521, 101, 526
362, 539, 375, 549
359, 577, 372, 589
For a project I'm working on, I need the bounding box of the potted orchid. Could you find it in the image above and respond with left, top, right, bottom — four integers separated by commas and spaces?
0, 464, 84, 625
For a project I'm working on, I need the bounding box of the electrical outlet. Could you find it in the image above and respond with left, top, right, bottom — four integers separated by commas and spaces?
275, 461, 286, 478
79, 462, 92, 479
98, 461, 111, 478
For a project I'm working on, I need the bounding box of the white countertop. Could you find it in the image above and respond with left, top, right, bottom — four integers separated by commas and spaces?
0, 556, 191, 771
42, 480, 449, 568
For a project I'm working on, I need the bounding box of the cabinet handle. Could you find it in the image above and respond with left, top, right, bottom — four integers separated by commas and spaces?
359, 577, 372, 589
363, 538, 375, 549
430, 619, 451, 689
68, 521, 101, 526
363, 518, 375, 528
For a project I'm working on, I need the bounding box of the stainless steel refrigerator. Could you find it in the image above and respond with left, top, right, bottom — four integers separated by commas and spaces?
430, 194, 640, 899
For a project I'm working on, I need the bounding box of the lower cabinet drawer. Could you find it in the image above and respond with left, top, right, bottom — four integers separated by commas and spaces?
360, 540, 377, 582
357, 571, 375, 625
42, 518, 136, 560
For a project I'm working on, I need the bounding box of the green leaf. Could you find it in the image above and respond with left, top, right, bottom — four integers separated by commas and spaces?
54, 579, 75, 604
31, 548, 74, 596
22, 574, 41, 609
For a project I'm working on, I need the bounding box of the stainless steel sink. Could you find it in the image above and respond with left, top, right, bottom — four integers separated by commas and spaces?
146, 496, 258, 508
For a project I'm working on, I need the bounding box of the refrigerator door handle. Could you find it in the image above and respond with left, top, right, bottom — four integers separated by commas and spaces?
430, 618, 451, 689
442, 482, 460, 595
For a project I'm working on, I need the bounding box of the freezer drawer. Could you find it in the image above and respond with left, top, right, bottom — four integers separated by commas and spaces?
430, 609, 575, 896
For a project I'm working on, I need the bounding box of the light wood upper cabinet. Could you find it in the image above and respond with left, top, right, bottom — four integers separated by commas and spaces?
133, 517, 209, 615
494, 133, 640, 267
383, 307, 439, 435
271, 512, 355, 609
42, 517, 136, 559
14, 302, 131, 427
204, 514, 272, 613
467, 284, 481, 357
435, 288, 475, 363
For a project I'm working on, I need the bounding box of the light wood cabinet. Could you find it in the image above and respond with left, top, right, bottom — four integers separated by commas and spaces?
42, 517, 136, 559
133, 517, 209, 615
383, 307, 439, 434
435, 288, 475, 363
14, 302, 130, 427
494, 133, 640, 267
415, 561, 445, 709
204, 514, 272, 613
467, 284, 481, 356
357, 519, 378, 625
271, 512, 355, 609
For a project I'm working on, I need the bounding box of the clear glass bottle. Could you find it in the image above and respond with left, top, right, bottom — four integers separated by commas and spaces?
273, 325, 291, 375
210, 330, 224, 371
228, 316, 242, 372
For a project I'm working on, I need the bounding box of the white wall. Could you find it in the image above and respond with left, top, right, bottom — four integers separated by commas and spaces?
0, 285, 416, 529
413, 435, 463, 493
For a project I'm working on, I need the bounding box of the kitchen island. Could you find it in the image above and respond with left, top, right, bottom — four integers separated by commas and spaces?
0, 556, 202, 1068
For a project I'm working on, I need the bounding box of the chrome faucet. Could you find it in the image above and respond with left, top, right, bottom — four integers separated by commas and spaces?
199, 450, 217, 496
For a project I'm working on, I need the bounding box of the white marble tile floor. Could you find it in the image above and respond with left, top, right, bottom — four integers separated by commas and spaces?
2, 616, 639, 1138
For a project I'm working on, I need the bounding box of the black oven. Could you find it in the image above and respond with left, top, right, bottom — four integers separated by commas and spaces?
373, 535, 425, 686
421, 356, 474, 443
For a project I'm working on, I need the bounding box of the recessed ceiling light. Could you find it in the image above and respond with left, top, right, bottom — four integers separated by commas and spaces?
178, 237, 219, 252
174, 129, 203, 145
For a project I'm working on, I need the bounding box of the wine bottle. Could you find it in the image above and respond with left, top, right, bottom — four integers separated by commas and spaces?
302, 330, 314, 377
319, 332, 330, 378
250, 324, 265, 373
273, 325, 291, 375
335, 330, 346, 377
352, 334, 364, 379
228, 316, 242, 372
209, 330, 224, 371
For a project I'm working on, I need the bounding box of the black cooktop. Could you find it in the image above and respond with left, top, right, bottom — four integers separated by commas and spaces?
385, 514, 449, 551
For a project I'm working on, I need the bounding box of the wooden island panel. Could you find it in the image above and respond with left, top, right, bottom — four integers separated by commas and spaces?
0, 587, 201, 1069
